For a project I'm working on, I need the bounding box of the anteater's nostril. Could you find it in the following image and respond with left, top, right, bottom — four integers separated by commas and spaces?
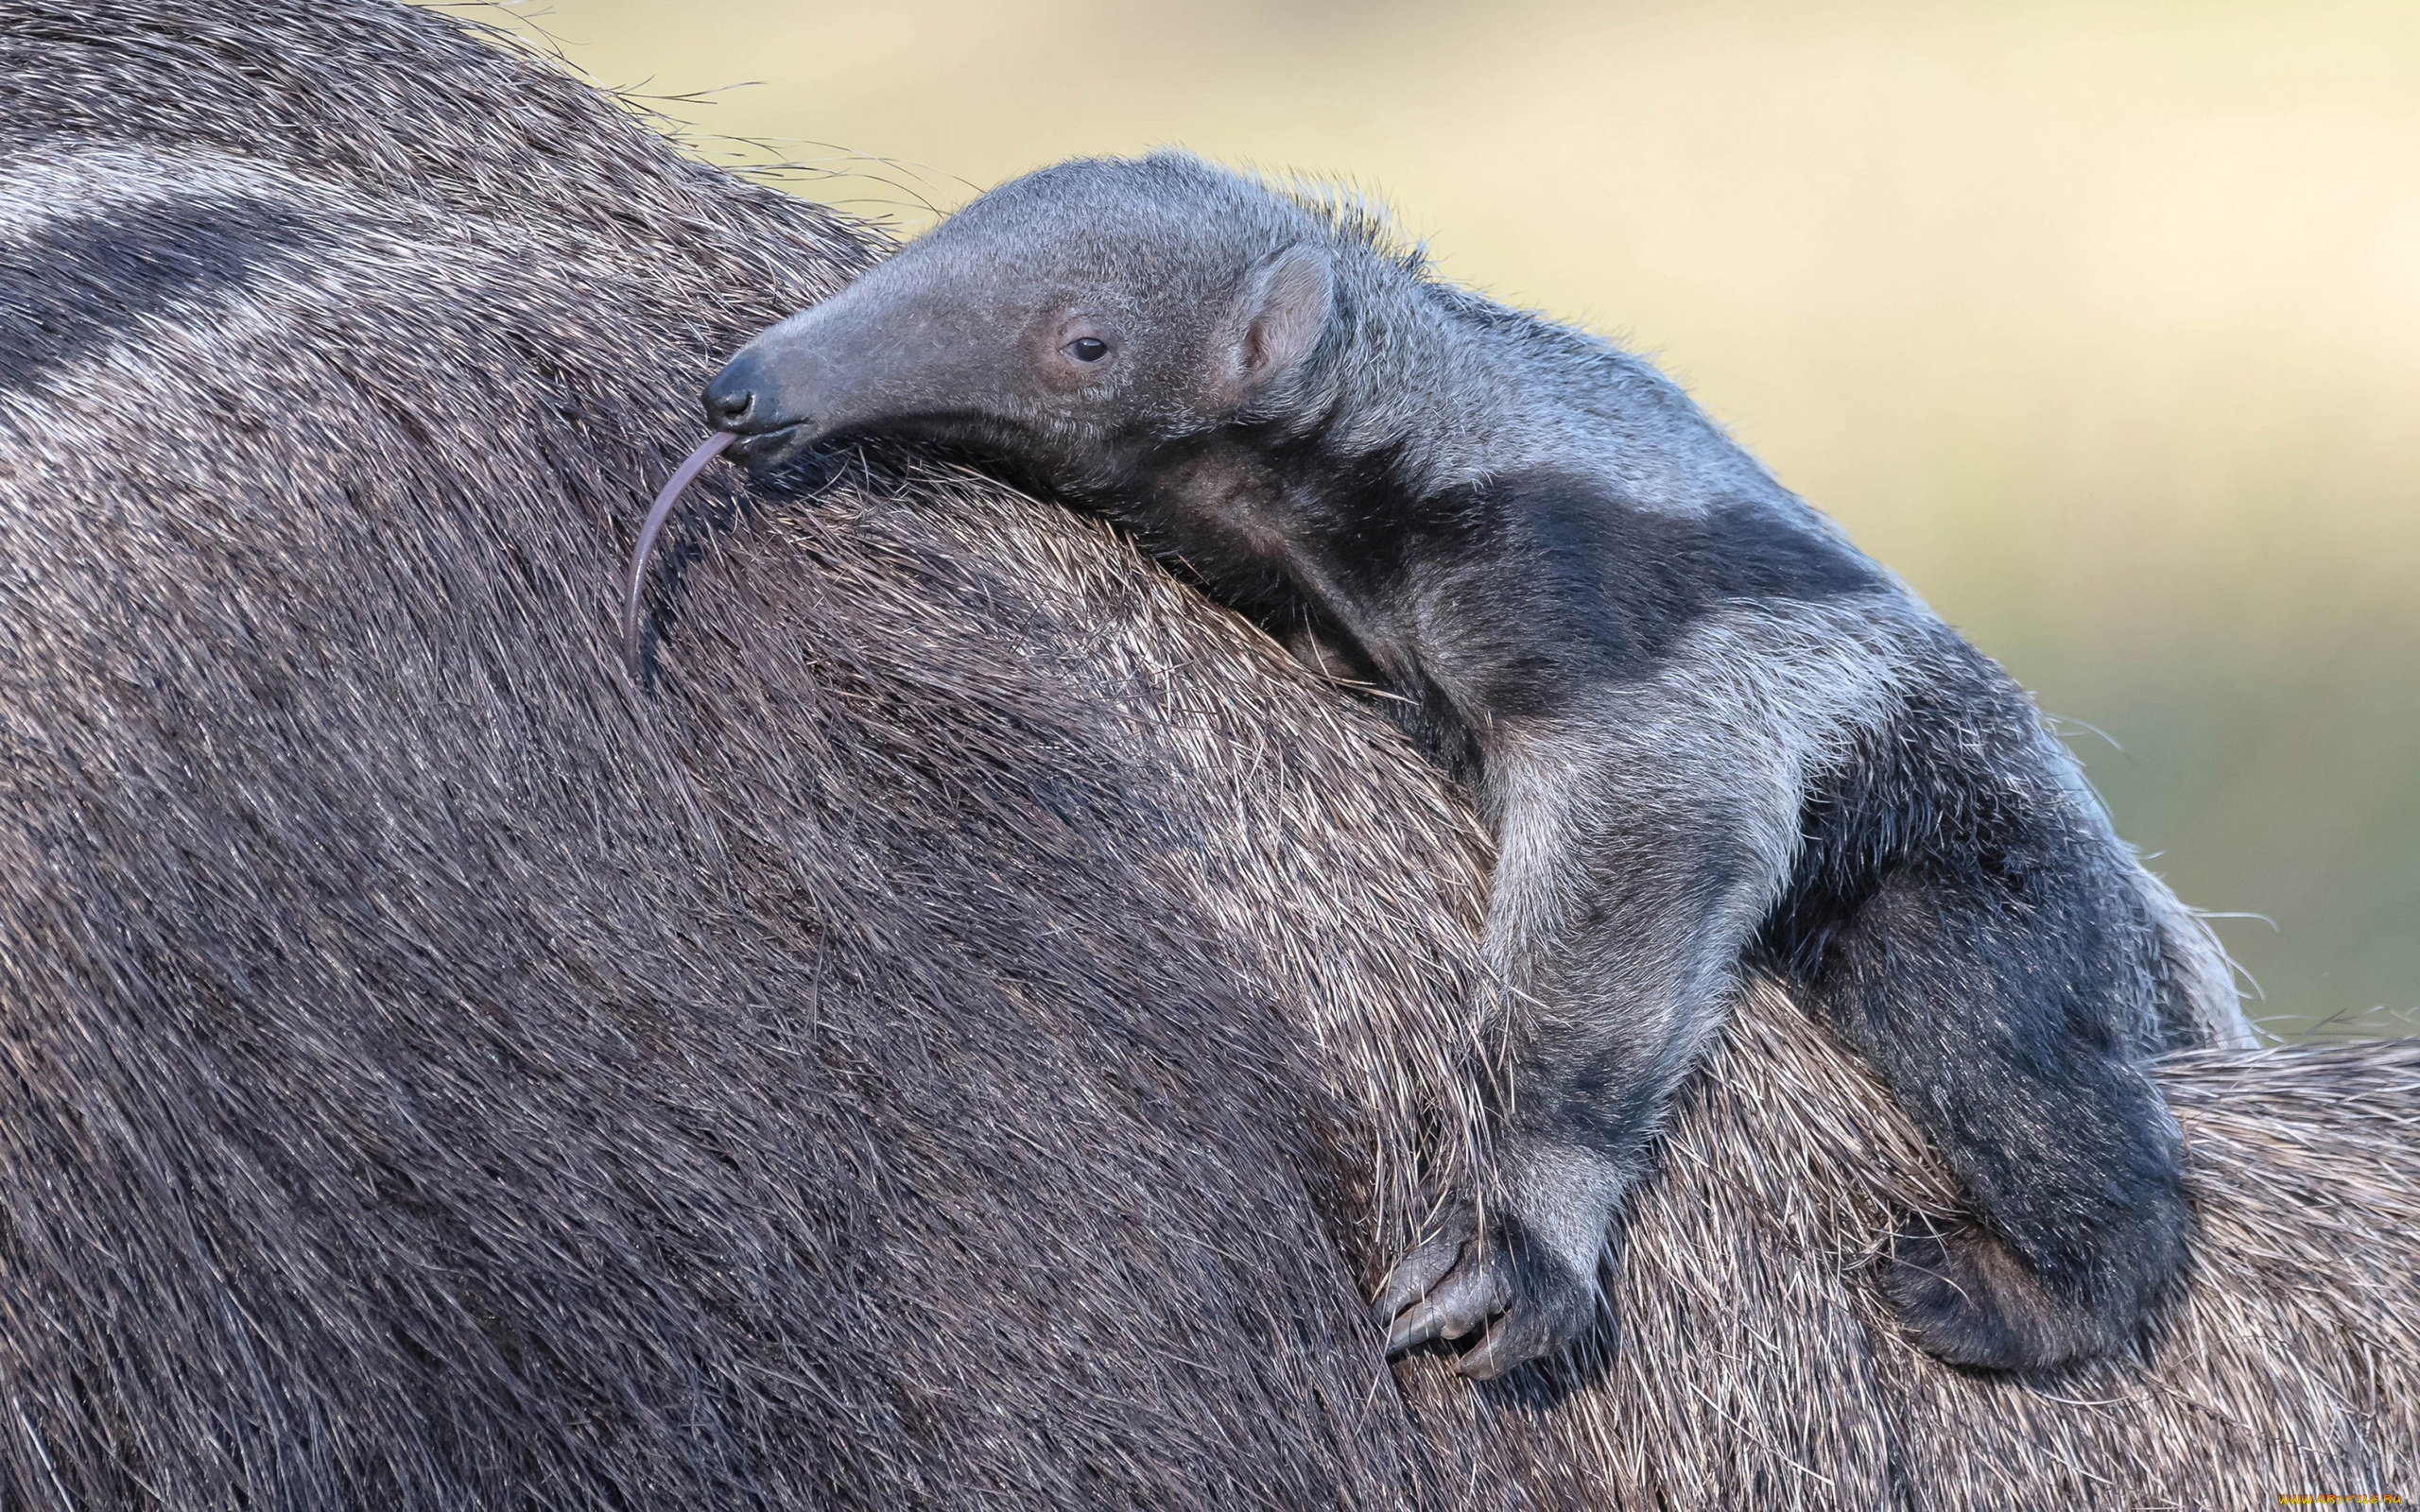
701, 357, 765, 431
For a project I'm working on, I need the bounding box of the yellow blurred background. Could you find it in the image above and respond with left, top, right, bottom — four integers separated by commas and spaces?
467, 0, 2417, 1040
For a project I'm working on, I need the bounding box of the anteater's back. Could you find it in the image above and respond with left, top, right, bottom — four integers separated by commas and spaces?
0, 2, 2411, 1507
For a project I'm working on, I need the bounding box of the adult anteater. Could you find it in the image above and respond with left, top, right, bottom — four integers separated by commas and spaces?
0, 2, 2411, 1508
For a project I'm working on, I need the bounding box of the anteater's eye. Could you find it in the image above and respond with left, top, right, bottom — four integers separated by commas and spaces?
1065, 336, 1110, 363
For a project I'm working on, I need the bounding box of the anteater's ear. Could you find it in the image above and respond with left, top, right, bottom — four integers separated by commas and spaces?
1207, 244, 1332, 410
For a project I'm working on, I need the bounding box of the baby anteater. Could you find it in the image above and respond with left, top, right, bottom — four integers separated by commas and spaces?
682, 152, 2245, 1378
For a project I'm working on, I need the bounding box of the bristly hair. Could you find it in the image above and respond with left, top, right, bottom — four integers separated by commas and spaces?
1271, 168, 1434, 278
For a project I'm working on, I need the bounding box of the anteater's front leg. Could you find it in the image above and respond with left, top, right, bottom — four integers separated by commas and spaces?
1372, 708, 1799, 1379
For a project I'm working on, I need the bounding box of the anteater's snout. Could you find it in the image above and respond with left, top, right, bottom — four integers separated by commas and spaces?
700, 342, 828, 479
701, 352, 769, 432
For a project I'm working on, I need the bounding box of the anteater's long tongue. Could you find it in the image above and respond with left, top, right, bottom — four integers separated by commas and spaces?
622, 429, 736, 671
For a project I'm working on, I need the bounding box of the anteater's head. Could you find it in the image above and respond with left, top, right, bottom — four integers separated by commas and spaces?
623, 155, 1340, 667
701, 153, 1337, 491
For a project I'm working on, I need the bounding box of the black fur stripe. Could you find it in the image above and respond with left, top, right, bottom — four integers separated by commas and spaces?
0, 192, 326, 385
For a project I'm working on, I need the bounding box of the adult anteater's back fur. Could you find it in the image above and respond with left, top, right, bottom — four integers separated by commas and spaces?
0, 2, 2411, 1507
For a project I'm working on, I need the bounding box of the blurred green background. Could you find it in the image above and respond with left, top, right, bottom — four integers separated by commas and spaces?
468, 0, 2416, 1040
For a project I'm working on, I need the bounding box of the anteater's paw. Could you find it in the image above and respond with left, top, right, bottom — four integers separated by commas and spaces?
1880, 1220, 2163, 1372
1371, 1205, 1600, 1380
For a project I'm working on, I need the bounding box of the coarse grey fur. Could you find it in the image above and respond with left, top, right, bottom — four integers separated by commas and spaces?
700, 151, 2258, 1377
6, 3, 2411, 1509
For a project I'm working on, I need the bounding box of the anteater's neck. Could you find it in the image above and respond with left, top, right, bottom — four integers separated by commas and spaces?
1086, 408, 1503, 789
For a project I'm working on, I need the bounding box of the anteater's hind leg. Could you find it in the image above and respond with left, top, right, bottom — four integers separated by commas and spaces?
1807, 858, 2192, 1370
